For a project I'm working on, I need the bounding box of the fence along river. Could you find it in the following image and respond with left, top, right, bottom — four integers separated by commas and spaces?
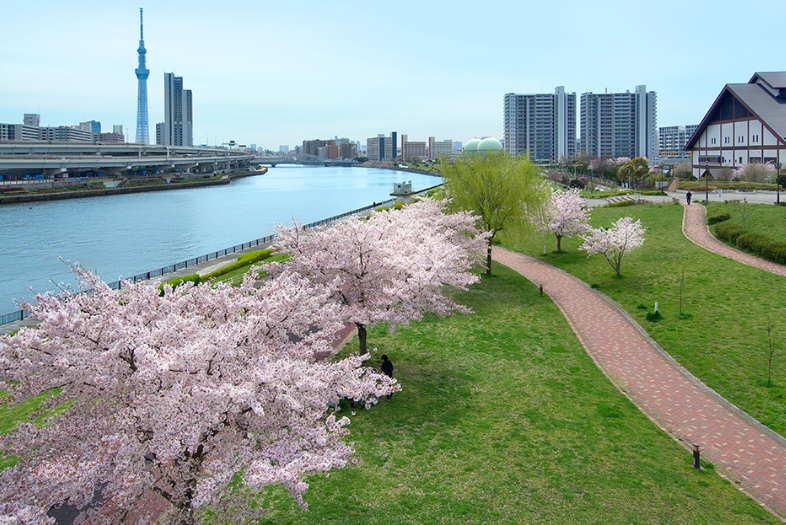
0, 166, 441, 321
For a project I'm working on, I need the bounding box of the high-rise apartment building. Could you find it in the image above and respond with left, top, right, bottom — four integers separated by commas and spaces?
580, 85, 657, 159
504, 86, 576, 162
658, 125, 698, 155
163, 72, 193, 147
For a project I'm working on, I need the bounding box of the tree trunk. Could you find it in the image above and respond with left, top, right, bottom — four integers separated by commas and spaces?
486, 243, 492, 276
357, 323, 368, 354
556, 235, 562, 252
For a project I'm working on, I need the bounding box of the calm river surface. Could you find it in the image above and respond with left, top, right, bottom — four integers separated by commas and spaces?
0, 166, 440, 314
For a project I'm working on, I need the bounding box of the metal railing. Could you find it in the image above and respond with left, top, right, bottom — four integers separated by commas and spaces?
0, 183, 444, 326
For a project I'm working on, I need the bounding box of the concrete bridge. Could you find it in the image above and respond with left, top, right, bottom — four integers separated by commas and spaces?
255, 154, 357, 168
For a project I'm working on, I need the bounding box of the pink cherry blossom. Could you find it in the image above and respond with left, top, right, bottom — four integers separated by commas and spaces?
0, 267, 398, 524
579, 216, 646, 277
529, 187, 589, 252
272, 197, 489, 354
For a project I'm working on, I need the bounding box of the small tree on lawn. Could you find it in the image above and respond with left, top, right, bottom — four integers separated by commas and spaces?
580, 216, 646, 277
273, 198, 488, 354
0, 269, 398, 524
530, 186, 589, 252
439, 151, 545, 275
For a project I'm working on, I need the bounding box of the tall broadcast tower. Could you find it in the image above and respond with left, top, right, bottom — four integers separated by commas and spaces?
135, 8, 150, 144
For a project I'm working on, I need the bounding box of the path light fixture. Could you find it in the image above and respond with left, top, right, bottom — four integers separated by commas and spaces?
693, 443, 701, 469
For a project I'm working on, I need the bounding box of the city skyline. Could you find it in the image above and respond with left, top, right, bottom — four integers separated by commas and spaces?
0, 0, 782, 150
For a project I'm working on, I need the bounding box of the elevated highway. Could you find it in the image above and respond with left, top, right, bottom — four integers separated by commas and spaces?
0, 142, 254, 180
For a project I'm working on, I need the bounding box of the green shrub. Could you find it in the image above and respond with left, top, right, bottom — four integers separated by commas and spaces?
736, 232, 770, 254
645, 311, 664, 322
159, 274, 201, 294
714, 221, 744, 243
639, 190, 667, 196
707, 210, 732, 225
761, 241, 786, 265
607, 200, 636, 207
237, 249, 275, 266
203, 249, 276, 281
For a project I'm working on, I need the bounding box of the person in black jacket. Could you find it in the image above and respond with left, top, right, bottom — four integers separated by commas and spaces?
381, 354, 393, 400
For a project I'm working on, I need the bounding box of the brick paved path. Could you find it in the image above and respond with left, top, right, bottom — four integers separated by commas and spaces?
493, 246, 786, 518
682, 202, 786, 277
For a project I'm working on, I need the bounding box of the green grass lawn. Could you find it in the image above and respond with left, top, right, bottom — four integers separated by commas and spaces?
505, 203, 786, 438
250, 263, 776, 523
705, 201, 786, 241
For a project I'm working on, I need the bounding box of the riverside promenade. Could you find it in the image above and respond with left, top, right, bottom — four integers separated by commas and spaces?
493, 210, 786, 518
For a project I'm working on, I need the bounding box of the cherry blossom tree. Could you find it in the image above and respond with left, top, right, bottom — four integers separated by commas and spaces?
580, 216, 646, 277
530, 187, 589, 252
273, 198, 488, 354
733, 161, 776, 183
0, 268, 398, 524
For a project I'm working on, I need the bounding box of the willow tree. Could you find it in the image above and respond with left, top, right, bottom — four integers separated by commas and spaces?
439, 151, 545, 275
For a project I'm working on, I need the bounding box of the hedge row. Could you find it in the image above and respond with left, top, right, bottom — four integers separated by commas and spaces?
158, 249, 277, 293
607, 200, 637, 207
202, 249, 276, 281
714, 221, 745, 243
714, 223, 786, 265
707, 210, 732, 225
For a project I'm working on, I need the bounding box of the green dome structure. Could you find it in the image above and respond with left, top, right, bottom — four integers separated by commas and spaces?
464, 139, 482, 152
477, 137, 503, 151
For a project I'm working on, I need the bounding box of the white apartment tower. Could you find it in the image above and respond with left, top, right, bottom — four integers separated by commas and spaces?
504, 86, 576, 162
580, 85, 658, 159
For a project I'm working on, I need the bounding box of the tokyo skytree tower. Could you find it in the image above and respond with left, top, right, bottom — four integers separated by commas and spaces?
135, 8, 150, 144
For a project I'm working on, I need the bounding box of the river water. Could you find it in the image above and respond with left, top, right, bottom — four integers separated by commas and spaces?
0, 166, 440, 314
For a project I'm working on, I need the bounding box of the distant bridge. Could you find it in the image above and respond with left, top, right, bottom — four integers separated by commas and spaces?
255, 154, 357, 168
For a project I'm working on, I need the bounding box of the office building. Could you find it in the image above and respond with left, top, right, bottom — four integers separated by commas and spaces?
23, 114, 40, 127
135, 8, 150, 144
685, 71, 786, 179
40, 126, 94, 142
163, 72, 193, 147
580, 85, 658, 159
504, 86, 576, 162
302, 139, 328, 157
366, 132, 398, 161
80, 121, 101, 134
429, 137, 453, 159
401, 135, 427, 161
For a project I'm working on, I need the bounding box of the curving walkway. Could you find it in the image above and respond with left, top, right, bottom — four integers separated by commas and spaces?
493, 247, 786, 519
681, 202, 786, 277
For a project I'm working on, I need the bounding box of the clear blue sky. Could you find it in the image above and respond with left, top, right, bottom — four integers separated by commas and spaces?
1, 0, 782, 150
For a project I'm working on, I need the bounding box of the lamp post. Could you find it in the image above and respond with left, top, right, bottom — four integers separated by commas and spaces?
776, 162, 781, 205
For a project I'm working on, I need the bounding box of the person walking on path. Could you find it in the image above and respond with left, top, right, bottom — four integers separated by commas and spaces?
381, 354, 393, 400
686, 191, 692, 205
